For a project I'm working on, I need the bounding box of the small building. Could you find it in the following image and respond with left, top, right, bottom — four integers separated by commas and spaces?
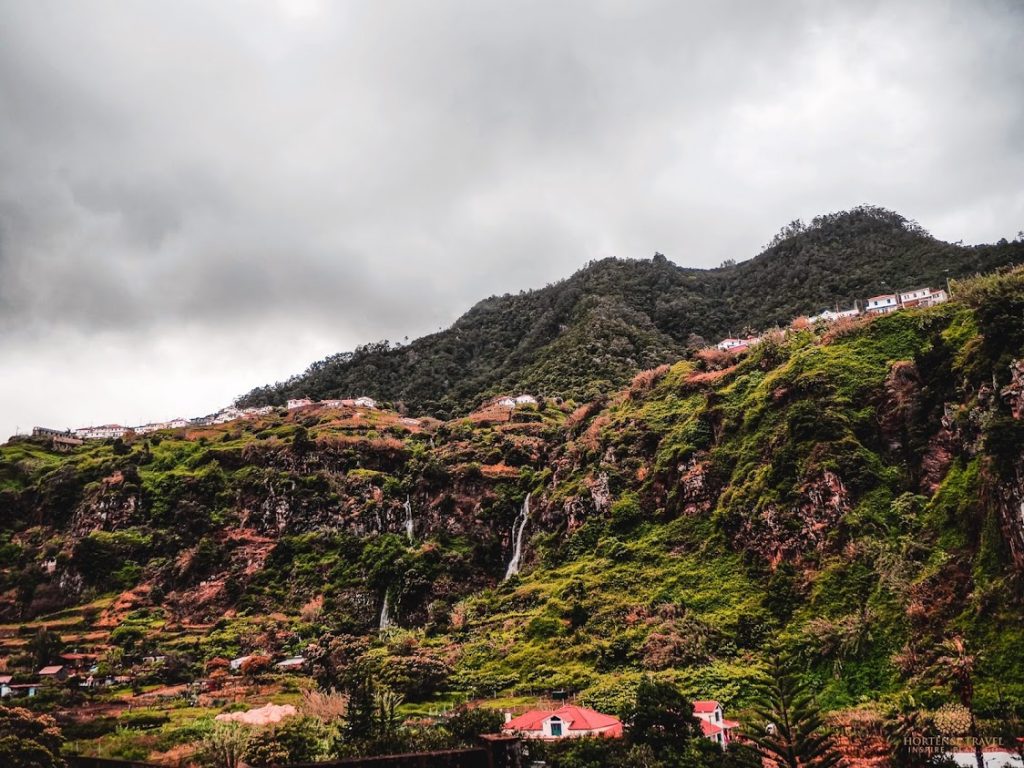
38, 665, 67, 682
865, 294, 899, 315
497, 397, 517, 409
286, 398, 314, 410
716, 336, 759, 353
0, 675, 11, 697
275, 656, 307, 672
915, 287, 948, 307
4, 683, 39, 698
229, 655, 252, 672
693, 700, 740, 747
60, 652, 98, 671
807, 307, 860, 324
503, 705, 623, 740
74, 424, 127, 440
514, 395, 538, 406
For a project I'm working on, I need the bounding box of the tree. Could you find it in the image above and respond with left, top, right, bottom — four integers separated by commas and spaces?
623, 677, 699, 761
932, 636, 982, 768
0, 707, 65, 768
747, 657, 843, 768
29, 627, 62, 669
444, 706, 505, 745
200, 722, 252, 768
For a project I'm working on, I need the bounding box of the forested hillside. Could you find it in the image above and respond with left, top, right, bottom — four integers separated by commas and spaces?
1, 266, 1023, 764
237, 207, 1024, 418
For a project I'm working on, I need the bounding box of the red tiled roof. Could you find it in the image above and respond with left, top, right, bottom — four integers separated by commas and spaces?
0, 675, 12, 684
693, 700, 720, 713
700, 720, 723, 736
38, 665, 64, 675
504, 705, 622, 735
722, 719, 740, 729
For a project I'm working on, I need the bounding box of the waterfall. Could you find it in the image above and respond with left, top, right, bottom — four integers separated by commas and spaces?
404, 495, 414, 543
379, 591, 393, 631
503, 493, 531, 581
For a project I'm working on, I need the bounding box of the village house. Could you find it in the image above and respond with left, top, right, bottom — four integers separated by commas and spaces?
32, 426, 70, 438
59, 652, 98, 671
286, 398, 314, 410
693, 700, 740, 747
275, 656, 307, 672
716, 336, 759, 353
899, 287, 948, 308
38, 665, 68, 682
74, 424, 128, 440
503, 705, 623, 740
807, 307, 860, 324
229, 655, 252, 672
865, 294, 899, 315
2, 682, 39, 698
0, 675, 11, 697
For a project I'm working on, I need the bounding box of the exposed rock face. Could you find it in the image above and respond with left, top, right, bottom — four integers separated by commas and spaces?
736, 469, 851, 565
878, 360, 922, 452
993, 459, 1024, 572
70, 474, 142, 536
1002, 359, 1024, 420
675, 457, 715, 515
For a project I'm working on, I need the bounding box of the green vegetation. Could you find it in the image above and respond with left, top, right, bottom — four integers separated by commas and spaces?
1, 262, 1024, 764
238, 207, 1023, 418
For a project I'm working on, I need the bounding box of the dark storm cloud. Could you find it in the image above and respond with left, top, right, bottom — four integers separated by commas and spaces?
1, 0, 1023, 437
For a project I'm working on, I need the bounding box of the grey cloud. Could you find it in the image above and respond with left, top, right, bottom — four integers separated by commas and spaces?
1, 0, 1023, 438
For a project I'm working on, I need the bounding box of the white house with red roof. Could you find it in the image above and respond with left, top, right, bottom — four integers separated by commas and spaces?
693, 700, 739, 747
503, 705, 623, 740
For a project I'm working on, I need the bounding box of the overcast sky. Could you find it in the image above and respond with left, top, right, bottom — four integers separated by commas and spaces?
2, 0, 1023, 438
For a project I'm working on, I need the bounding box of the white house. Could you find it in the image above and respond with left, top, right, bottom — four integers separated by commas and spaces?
497, 397, 516, 409
693, 700, 740, 747
229, 655, 252, 672
74, 425, 127, 440
503, 705, 623, 740
807, 307, 860, 324
286, 398, 314, 410
275, 656, 306, 672
716, 336, 759, 352
914, 287, 948, 307
353, 396, 377, 409
865, 294, 899, 315
514, 394, 538, 406
898, 287, 933, 306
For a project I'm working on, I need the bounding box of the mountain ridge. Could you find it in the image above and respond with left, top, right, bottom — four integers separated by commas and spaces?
237, 206, 1023, 417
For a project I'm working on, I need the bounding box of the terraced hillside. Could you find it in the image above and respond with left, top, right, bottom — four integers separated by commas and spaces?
1, 266, 1023, 763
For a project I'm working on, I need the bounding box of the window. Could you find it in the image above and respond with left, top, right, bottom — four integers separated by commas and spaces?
549, 717, 562, 737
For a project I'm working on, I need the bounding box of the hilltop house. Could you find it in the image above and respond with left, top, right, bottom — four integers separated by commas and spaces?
865, 294, 899, 315
74, 424, 127, 440
286, 398, 314, 410
275, 656, 307, 672
503, 705, 623, 740
899, 287, 948, 308
693, 700, 739, 747
807, 307, 860, 324
716, 336, 759, 353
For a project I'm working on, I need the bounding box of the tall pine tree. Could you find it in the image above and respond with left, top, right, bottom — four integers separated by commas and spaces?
747, 657, 843, 768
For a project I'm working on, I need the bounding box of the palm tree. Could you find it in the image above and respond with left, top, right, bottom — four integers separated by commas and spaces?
932, 636, 983, 768
747, 657, 844, 768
